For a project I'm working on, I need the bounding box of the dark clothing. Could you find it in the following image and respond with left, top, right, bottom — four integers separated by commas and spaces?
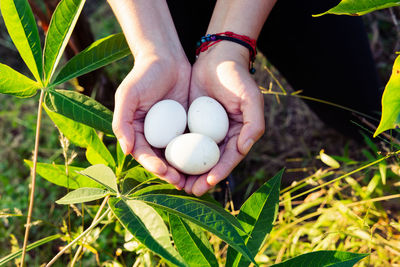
167, 0, 382, 138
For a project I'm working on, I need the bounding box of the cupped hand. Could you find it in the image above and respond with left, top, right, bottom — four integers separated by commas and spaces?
112, 53, 191, 189
184, 42, 265, 196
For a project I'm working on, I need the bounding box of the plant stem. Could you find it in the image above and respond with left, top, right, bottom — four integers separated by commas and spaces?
45, 207, 111, 267
20, 89, 45, 267
70, 195, 110, 267
259, 86, 378, 121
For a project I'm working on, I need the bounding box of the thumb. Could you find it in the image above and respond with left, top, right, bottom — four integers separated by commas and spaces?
237, 91, 265, 155
112, 74, 138, 155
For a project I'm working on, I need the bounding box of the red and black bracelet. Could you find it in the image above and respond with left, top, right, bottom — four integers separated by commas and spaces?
195, 31, 257, 74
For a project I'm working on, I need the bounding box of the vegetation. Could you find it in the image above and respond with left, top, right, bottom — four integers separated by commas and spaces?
0, 0, 399, 266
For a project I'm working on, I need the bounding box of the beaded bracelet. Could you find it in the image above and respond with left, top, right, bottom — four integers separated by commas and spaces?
195, 31, 257, 74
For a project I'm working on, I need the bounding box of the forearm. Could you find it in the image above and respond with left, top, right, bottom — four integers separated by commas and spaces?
107, 0, 186, 61
207, 0, 276, 39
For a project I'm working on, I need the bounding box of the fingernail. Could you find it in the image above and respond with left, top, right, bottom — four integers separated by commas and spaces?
177, 178, 186, 189
175, 179, 185, 190
119, 139, 128, 155
207, 175, 215, 185
243, 139, 254, 155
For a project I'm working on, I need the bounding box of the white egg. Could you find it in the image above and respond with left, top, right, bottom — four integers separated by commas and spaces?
144, 100, 186, 148
188, 96, 229, 143
165, 133, 220, 175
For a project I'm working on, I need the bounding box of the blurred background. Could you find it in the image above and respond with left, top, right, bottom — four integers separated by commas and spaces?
0, 1, 399, 266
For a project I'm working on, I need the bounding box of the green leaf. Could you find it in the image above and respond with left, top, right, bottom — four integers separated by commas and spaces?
379, 162, 387, 185
109, 198, 187, 267
0, 0, 43, 82
270, 250, 368, 267
374, 55, 400, 137
56, 187, 109, 204
226, 169, 282, 267
79, 164, 118, 193
122, 177, 141, 195
116, 140, 127, 173
0, 63, 40, 97
0, 234, 61, 265
24, 160, 103, 189
52, 33, 131, 85
320, 149, 340, 169
131, 184, 181, 197
45, 89, 113, 135
314, 0, 400, 16
132, 194, 256, 265
123, 165, 157, 184
122, 178, 167, 196
366, 173, 381, 197
44, 102, 115, 168
43, 0, 85, 84
170, 214, 218, 267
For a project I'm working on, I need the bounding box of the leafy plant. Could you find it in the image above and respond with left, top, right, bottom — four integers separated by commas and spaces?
0, 0, 395, 266
0, 0, 130, 264
315, 0, 400, 16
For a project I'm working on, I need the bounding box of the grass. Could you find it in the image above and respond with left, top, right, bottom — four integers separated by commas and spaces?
264, 151, 400, 266
0, 2, 400, 266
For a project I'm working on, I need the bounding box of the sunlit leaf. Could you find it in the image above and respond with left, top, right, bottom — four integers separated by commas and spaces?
43, 0, 85, 84
85, 146, 114, 168
109, 198, 187, 267
79, 164, 118, 193
270, 250, 368, 266
132, 194, 256, 265
379, 162, 387, 185
44, 103, 115, 168
320, 149, 340, 169
170, 214, 218, 267
116, 140, 127, 171
0, 0, 43, 82
52, 33, 131, 85
45, 89, 113, 135
0, 63, 40, 98
226, 169, 282, 267
366, 173, 381, 197
374, 55, 400, 137
24, 160, 102, 189
314, 0, 400, 16
56, 187, 109, 204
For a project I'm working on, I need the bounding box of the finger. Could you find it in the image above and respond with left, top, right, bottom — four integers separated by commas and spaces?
237, 89, 265, 155
175, 174, 186, 190
163, 167, 184, 187
191, 174, 210, 197
113, 75, 138, 155
132, 134, 181, 185
206, 136, 244, 187
192, 136, 243, 196
184, 176, 198, 195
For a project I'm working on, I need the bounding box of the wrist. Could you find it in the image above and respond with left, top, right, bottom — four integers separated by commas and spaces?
134, 49, 191, 84
109, 0, 188, 67
206, 0, 277, 40
197, 41, 250, 68
135, 42, 188, 66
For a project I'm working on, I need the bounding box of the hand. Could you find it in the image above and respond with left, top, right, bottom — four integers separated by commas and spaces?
112, 53, 191, 189
184, 42, 265, 196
